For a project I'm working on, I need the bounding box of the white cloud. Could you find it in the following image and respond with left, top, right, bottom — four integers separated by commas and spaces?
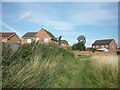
50, 21, 74, 30
14, 12, 32, 22
68, 3, 117, 26
1, 22, 22, 37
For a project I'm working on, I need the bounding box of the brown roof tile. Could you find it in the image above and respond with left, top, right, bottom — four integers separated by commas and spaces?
0, 32, 16, 38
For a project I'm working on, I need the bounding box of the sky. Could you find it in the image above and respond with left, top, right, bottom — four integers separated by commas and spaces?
2, 2, 118, 47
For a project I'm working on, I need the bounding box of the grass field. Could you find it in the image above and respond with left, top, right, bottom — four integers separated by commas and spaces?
2, 43, 118, 88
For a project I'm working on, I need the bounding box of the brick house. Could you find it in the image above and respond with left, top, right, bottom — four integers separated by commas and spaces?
0, 32, 20, 44
21, 28, 58, 44
60, 40, 69, 48
92, 39, 117, 52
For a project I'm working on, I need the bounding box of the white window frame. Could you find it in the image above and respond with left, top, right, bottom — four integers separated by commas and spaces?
96, 45, 99, 48
27, 39, 32, 43
44, 38, 49, 43
93, 46, 95, 48
112, 45, 114, 48
35, 38, 40, 42
106, 45, 108, 48
101, 45, 104, 48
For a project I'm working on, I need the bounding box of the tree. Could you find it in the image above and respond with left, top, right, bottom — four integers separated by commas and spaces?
72, 42, 86, 51
77, 35, 86, 45
72, 35, 86, 51
58, 36, 62, 45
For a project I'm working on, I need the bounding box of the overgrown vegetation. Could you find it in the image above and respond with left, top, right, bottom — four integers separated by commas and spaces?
2, 42, 82, 88
2, 43, 118, 88
81, 55, 118, 88
89, 48, 97, 52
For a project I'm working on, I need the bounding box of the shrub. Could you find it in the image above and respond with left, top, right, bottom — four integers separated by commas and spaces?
72, 42, 86, 51
89, 48, 97, 52
2, 42, 81, 88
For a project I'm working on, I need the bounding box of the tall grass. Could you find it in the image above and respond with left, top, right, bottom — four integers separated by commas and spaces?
81, 55, 118, 88
2, 43, 81, 88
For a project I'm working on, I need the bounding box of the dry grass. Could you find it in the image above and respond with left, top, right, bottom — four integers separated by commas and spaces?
91, 55, 118, 72
90, 55, 118, 88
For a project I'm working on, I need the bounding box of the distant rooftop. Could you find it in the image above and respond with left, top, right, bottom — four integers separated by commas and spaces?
92, 39, 114, 45
22, 32, 37, 38
0, 32, 16, 39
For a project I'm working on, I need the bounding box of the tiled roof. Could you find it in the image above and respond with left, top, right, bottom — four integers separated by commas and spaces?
92, 39, 113, 45
0, 32, 16, 38
42, 28, 57, 40
60, 40, 69, 45
22, 32, 37, 38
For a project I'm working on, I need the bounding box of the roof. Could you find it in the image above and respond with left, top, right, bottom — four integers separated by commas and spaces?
92, 39, 113, 45
60, 40, 69, 45
0, 32, 16, 39
22, 32, 37, 38
42, 28, 57, 40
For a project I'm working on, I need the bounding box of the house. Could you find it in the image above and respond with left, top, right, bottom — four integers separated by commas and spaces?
21, 28, 58, 44
0, 32, 20, 44
92, 39, 117, 52
60, 40, 69, 48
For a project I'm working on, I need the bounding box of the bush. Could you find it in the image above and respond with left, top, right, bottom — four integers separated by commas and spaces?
2, 42, 81, 88
72, 42, 86, 51
89, 48, 97, 52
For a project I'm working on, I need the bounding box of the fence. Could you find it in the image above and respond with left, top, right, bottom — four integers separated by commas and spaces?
72, 51, 117, 56
2, 42, 20, 56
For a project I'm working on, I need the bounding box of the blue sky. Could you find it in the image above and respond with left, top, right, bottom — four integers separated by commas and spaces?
2, 2, 118, 47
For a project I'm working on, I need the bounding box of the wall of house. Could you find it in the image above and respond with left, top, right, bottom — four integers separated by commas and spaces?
21, 38, 34, 44
2, 38, 8, 43
35, 29, 56, 44
92, 45, 108, 49
108, 40, 117, 52
7, 35, 20, 44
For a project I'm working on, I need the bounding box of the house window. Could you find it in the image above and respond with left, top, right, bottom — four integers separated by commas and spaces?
18, 41, 20, 43
27, 39, 32, 43
93, 46, 95, 48
112, 45, 114, 48
106, 45, 108, 48
101, 45, 104, 48
96, 45, 99, 48
44, 38, 49, 43
35, 38, 40, 42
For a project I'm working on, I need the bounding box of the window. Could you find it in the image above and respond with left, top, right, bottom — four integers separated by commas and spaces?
18, 41, 20, 43
35, 38, 40, 42
112, 45, 114, 48
106, 45, 108, 48
44, 38, 49, 43
101, 45, 104, 48
93, 46, 95, 48
27, 39, 32, 43
96, 45, 99, 48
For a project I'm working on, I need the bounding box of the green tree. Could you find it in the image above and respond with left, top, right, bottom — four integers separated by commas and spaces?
72, 42, 86, 51
77, 35, 86, 44
72, 35, 86, 51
